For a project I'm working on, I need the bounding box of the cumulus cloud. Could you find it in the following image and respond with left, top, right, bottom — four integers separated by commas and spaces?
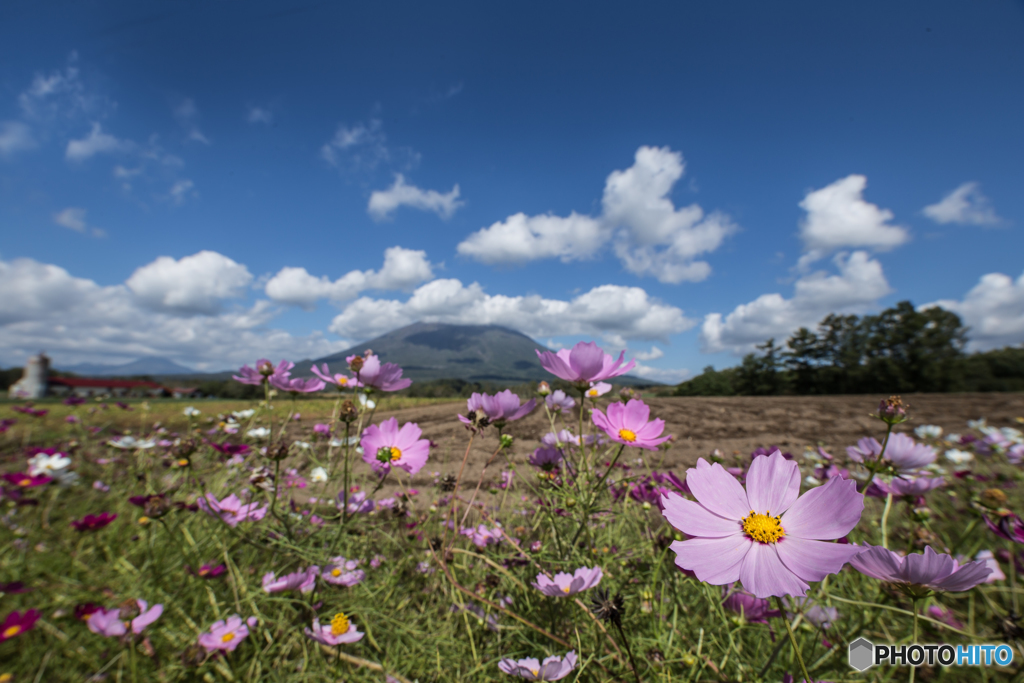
0, 121, 36, 157
797, 174, 908, 267
925, 272, 1024, 351
248, 106, 273, 124
456, 146, 732, 281
328, 279, 694, 345
631, 363, 690, 384
0, 256, 348, 371
700, 251, 892, 354
126, 251, 253, 315
630, 346, 664, 361
368, 174, 463, 220
923, 182, 1001, 226
66, 122, 132, 161
264, 246, 434, 309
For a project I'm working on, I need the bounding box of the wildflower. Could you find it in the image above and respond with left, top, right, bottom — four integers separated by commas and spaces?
850, 545, 992, 596
500, 470, 515, 489
357, 394, 376, 410
233, 359, 292, 386
321, 557, 365, 587
499, 651, 577, 681
310, 467, 328, 483
915, 425, 943, 439
877, 396, 908, 425
585, 382, 611, 398
107, 436, 156, 450
536, 381, 551, 396
269, 374, 325, 394
416, 561, 434, 574
865, 475, 944, 499
305, 612, 364, 645
533, 567, 602, 597
350, 353, 411, 391
63, 395, 86, 406
233, 409, 255, 420
927, 604, 964, 630
0, 610, 40, 642
74, 603, 102, 621
262, 567, 319, 594
458, 390, 537, 428
71, 512, 117, 531
663, 451, 864, 598
984, 511, 1024, 543
974, 550, 1006, 583
341, 490, 375, 514
590, 588, 625, 627
944, 449, 974, 465
310, 363, 362, 390
128, 493, 171, 518
591, 399, 670, 450
2, 473, 52, 488
183, 406, 201, 417
544, 390, 576, 414
529, 446, 563, 471
246, 427, 271, 439
188, 564, 227, 579
461, 524, 503, 548
361, 417, 430, 476
537, 341, 636, 389
846, 434, 936, 473
784, 597, 837, 629
93, 480, 110, 492
65, 414, 80, 424
87, 600, 163, 636
722, 585, 781, 624
197, 493, 268, 527
27, 452, 71, 476
0, 583, 28, 594
198, 615, 252, 653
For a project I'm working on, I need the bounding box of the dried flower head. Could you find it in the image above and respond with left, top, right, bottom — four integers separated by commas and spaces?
590, 588, 624, 627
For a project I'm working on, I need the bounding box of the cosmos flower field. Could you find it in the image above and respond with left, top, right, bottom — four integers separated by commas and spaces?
1, 342, 1024, 682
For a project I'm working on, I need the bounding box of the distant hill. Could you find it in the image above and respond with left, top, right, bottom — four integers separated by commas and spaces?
60, 356, 196, 377
294, 322, 657, 385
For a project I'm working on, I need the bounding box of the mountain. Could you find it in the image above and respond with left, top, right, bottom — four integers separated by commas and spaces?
60, 356, 196, 377
296, 322, 657, 385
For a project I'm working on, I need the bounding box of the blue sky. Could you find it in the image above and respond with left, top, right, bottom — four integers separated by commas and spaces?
1, 0, 1023, 380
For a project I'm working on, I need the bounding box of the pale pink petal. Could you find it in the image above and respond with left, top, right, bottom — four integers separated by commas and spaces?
684, 458, 750, 520
780, 476, 863, 540
745, 451, 801, 514
567, 342, 606, 382
621, 399, 650, 428
775, 537, 864, 582
670, 536, 748, 585
661, 492, 741, 538
848, 545, 903, 582
931, 561, 992, 592
738, 542, 809, 598
901, 546, 953, 585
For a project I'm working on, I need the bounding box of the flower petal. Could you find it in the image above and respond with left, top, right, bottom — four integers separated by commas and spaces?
745, 451, 800, 515
931, 561, 992, 592
780, 476, 863, 540
670, 536, 748, 585
738, 542, 810, 598
661, 492, 741, 538
684, 458, 750, 520
901, 545, 953, 585
775, 537, 864, 582
848, 544, 903, 582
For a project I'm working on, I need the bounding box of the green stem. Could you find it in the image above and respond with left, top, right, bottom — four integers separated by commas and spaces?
881, 490, 895, 549
775, 596, 811, 683
567, 444, 626, 552
909, 600, 919, 683
613, 619, 643, 683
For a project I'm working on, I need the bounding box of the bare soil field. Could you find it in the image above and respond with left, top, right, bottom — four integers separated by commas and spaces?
364, 393, 1024, 491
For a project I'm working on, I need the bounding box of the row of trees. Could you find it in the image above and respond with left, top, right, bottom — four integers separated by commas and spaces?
677, 301, 1024, 396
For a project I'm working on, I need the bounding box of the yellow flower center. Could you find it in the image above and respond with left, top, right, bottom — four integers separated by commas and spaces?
198, 568, 209, 576
18, 478, 31, 486
177, 459, 189, 467
330, 612, 349, 636
331, 568, 342, 578
138, 516, 150, 525
221, 632, 235, 643
336, 376, 349, 385
562, 586, 571, 593
587, 389, 598, 397
742, 510, 785, 544
618, 429, 636, 442
1, 672, 14, 682
389, 447, 401, 461
530, 669, 539, 677
2, 626, 21, 638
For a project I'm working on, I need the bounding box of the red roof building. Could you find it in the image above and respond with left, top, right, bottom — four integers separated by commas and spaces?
48, 377, 168, 398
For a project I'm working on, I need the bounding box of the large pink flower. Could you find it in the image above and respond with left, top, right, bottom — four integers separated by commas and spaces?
233, 359, 292, 386
269, 375, 325, 394
847, 434, 936, 473
353, 354, 411, 392
361, 417, 430, 475
536, 342, 635, 386
850, 545, 991, 594
197, 493, 267, 527
591, 399, 669, 450
87, 600, 163, 636
662, 451, 864, 598
310, 363, 362, 390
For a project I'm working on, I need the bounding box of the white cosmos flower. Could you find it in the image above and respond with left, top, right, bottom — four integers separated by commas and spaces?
329, 436, 361, 448
945, 449, 974, 465
293, 441, 312, 450
310, 467, 328, 483
914, 425, 942, 439
357, 394, 376, 410
28, 453, 72, 476
247, 427, 271, 439
233, 409, 255, 420
183, 406, 201, 417
107, 436, 156, 450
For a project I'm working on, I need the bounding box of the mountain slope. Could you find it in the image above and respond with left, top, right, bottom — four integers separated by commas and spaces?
60, 356, 196, 376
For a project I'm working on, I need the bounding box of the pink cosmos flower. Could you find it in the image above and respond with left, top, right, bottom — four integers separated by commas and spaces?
927, 605, 964, 630
974, 550, 1006, 583
850, 545, 991, 594
187, 564, 228, 579
458, 390, 537, 426
529, 446, 563, 471
321, 557, 365, 587
865, 475, 945, 499
591, 399, 670, 450
310, 363, 362, 390
262, 567, 319, 594
846, 434, 936, 473
784, 597, 838, 629
87, 600, 163, 636
533, 567, 602, 597
663, 452, 865, 598
304, 612, 364, 646
352, 353, 412, 391
0, 609, 40, 642
585, 382, 612, 398
71, 512, 117, 531
499, 651, 577, 681
461, 524, 503, 548
269, 374, 325, 394
544, 390, 576, 414
197, 493, 267, 527
985, 512, 1024, 544
233, 359, 293, 386
198, 615, 255, 652
360, 417, 430, 475
313, 423, 331, 436
722, 585, 781, 624
536, 341, 635, 386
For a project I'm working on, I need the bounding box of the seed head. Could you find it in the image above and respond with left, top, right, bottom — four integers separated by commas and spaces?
980, 488, 1008, 509
590, 588, 625, 628
338, 400, 358, 422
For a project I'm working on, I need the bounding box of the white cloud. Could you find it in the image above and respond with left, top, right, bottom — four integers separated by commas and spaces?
174, 98, 210, 145
126, 251, 253, 315
328, 279, 694, 345
456, 212, 607, 264
320, 118, 387, 167
701, 251, 892, 354
18, 54, 113, 123
456, 146, 733, 281
925, 272, 1024, 351
923, 182, 1001, 226
0, 121, 36, 156
66, 122, 132, 161
264, 246, 434, 309
169, 179, 196, 205
248, 107, 273, 124
630, 345, 664, 361
53, 207, 87, 232
631, 363, 690, 384
368, 174, 464, 220
0, 256, 348, 371
797, 174, 908, 267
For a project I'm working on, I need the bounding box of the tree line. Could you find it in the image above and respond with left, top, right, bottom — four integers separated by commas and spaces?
676, 300, 1024, 396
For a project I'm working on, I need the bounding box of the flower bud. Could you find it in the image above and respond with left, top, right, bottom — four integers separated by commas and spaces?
265, 443, 289, 461
565, 497, 577, 508
500, 434, 514, 449
119, 599, 141, 621
981, 488, 1008, 509
877, 395, 909, 425
537, 381, 551, 396
348, 356, 365, 373
338, 400, 358, 423
619, 387, 636, 401
257, 360, 275, 377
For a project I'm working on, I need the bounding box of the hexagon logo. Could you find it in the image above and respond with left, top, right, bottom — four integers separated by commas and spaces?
849, 637, 875, 672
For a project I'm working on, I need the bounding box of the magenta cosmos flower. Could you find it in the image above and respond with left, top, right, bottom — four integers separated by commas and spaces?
533, 567, 602, 597
310, 363, 362, 390
71, 512, 117, 531
2, 473, 52, 488
197, 493, 267, 527
262, 566, 319, 594
304, 612, 364, 646
536, 341, 635, 387
499, 651, 577, 681
0, 609, 40, 642
847, 434, 936, 473
722, 585, 781, 624
663, 451, 864, 598
233, 359, 293, 386
269, 374, 325, 394
351, 353, 412, 391
321, 557, 365, 587
198, 615, 255, 653
984, 512, 1024, 544
361, 417, 430, 475
591, 399, 670, 450
850, 545, 991, 595
87, 600, 163, 636
458, 390, 537, 426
